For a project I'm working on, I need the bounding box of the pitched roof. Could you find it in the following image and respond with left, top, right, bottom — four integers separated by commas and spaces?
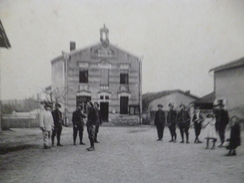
194, 92, 214, 104
142, 90, 199, 112
0, 20, 11, 49
209, 57, 244, 72
51, 42, 140, 64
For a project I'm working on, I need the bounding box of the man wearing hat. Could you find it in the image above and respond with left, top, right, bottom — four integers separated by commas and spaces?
72, 105, 86, 145
94, 102, 102, 143
167, 103, 177, 142
192, 106, 204, 143
51, 103, 63, 146
40, 103, 54, 149
86, 101, 98, 151
214, 102, 229, 147
177, 104, 190, 143
154, 104, 165, 141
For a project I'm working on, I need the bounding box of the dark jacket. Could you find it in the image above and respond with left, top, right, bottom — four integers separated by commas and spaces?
226, 123, 241, 149
87, 107, 98, 126
215, 109, 229, 127
167, 110, 177, 126
154, 110, 165, 126
95, 108, 102, 125
192, 113, 204, 125
177, 110, 190, 126
52, 109, 62, 127
72, 110, 86, 126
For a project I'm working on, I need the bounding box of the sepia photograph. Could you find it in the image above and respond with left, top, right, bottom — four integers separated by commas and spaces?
0, 0, 244, 182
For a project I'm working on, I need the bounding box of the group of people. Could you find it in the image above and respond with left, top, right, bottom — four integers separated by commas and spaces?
39, 101, 102, 151
155, 103, 191, 143
154, 102, 241, 156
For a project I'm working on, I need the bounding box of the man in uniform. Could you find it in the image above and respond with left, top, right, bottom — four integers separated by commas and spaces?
215, 102, 229, 147
40, 102, 54, 149
192, 106, 204, 143
167, 103, 177, 142
72, 105, 86, 145
177, 104, 190, 143
86, 101, 98, 151
154, 104, 165, 141
94, 102, 102, 143
51, 103, 63, 146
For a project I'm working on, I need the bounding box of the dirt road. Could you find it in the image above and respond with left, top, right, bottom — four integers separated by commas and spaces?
0, 126, 243, 183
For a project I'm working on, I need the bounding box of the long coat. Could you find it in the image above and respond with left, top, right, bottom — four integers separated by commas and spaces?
87, 107, 98, 126
226, 123, 241, 149
154, 110, 165, 126
72, 110, 86, 127
177, 110, 190, 127
215, 109, 229, 130
167, 110, 177, 126
40, 110, 54, 131
52, 109, 62, 127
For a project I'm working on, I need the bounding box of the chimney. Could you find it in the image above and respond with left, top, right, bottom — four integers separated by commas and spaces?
185, 90, 190, 95
70, 41, 76, 51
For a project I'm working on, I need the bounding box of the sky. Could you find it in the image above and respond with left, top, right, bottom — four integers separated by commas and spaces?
1, 0, 244, 100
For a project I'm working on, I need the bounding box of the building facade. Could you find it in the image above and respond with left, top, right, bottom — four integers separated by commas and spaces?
210, 57, 244, 116
51, 25, 142, 125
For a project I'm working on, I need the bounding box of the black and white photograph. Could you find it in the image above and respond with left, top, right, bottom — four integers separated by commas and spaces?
0, 0, 244, 182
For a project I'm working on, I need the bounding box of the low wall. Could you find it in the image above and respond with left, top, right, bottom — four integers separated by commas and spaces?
2, 116, 39, 130
109, 113, 140, 126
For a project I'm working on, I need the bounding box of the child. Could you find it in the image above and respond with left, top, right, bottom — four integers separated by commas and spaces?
203, 113, 217, 149
225, 116, 241, 156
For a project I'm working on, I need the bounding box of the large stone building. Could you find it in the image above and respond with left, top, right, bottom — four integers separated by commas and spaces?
210, 57, 244, 117
51, 25, 142, 125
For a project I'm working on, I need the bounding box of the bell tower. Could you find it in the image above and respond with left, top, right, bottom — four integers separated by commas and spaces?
100, 24, 109, 48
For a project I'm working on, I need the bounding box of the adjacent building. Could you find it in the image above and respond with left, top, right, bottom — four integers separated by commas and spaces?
210, 57, 244, 117
142, 90, 199, 124
51, 25, 142, 125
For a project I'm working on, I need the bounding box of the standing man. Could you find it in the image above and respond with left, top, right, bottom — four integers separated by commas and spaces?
94, 102, 102, 143
154, 104, 165, 141
215, 102, 229, 147
192, 107, 204, 143
72, 105, 86, 145
177, 104, 191, 143
40, 103, 54, 149
51, 103, 63, 146
86, 101, 98, 151
167, 103, 177, 142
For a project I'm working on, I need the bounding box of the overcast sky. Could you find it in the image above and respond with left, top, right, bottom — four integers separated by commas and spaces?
1, 0, 244, 100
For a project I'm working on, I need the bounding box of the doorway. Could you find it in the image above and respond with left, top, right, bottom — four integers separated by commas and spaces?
76, 96, 91, 113
100, 102, 109, 122
120, 96, 128, 114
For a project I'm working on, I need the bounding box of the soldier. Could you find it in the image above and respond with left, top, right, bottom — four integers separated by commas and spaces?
94, 102, 102, 143
177, 104, 190, 143
154, 104, 165, 141
214, 102, 229, 147
72, 105, 86, 145
51, 103, 63, 146
167, 103, 177, 142
192, 106, 204, 143
40, 103, 54, 149
86, 101, 98, 151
